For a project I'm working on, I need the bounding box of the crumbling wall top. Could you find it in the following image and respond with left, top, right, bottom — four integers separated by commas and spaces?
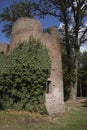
12, 17, 42, 35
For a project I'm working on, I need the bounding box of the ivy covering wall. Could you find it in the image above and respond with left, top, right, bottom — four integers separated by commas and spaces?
0, 37, 51, 114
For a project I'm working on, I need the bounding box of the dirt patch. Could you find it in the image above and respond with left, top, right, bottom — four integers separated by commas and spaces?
19, 117, 43, 126
0, 116, 45, 130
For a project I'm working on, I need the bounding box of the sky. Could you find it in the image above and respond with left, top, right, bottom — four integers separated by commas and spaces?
0, 0, 59, 43
0, 0, 87, 51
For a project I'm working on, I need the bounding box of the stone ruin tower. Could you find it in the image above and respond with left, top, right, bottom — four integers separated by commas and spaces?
0, 17, 65, 115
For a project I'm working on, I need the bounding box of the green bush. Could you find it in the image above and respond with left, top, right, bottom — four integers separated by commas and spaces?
0, 37, 51, 114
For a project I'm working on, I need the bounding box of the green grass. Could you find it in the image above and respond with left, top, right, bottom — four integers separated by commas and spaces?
0, 101, 87, 130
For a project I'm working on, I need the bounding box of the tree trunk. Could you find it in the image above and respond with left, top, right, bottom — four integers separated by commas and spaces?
69, 45, 79, 100
80, 81, 82, 97
69, 82, 77, 101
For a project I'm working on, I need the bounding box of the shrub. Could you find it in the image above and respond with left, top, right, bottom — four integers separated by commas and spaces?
0, 37, 51, 114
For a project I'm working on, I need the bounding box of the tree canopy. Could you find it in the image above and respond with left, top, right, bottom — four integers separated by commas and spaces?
0, 0, 36, 37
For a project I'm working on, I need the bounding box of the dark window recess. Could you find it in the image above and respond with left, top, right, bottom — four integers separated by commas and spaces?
7, 45, 10, 53
46, 80, 51, 93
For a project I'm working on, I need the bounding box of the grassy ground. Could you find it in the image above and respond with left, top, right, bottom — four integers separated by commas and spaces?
0, 99, 87, 130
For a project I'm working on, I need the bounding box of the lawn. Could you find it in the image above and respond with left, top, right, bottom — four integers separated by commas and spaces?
0, 99, 87, 130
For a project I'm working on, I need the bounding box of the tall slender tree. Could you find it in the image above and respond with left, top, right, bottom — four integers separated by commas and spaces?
68, 0, 87, 100
78, 51, 87, 97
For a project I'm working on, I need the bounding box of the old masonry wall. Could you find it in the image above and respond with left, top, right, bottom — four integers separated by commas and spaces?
0, 17, 65, 115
